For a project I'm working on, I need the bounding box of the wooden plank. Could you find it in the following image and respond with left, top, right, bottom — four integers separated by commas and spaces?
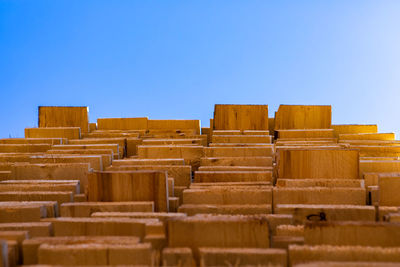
0, 191, 73, 205
60, 202, 154, 217
273, 188, 366, 206
0, 202, 48, 222
52, 144, 120, 159
275, 105, 331, 130
178, 204, 272, 216
194, 171, 272, 183
46, 149, 113, 169
360, 160, 400, 179
304, 221, 400, 246
213, 104, 269, 130
183, 187, 272, 205
190, 182, 271, 188
142, 138, 202, 146
9, 163, 89, 193
332, 124, 378, 137
88, 170, 168, 212
198, 166, 273, 172
108, 165, 191, 187
68, 138, 126, 157
138, 145, 203, 169
148, 119, 200, 134
168, 215, 270, 260
349, 146, 400, 157
199, 247, 286, 267
38, 242, 153, 266
0, 138, 64, 145
277, 129, 334, 139
275, 204, 375, 224
25, 127, 81, 139
39, 106, 89, 133
200, 156, 273, 167
0, 144, 51, 153
162, 247, 194, 267
277, 148, 359, 179
276, 179, 364, 188
0, 222, 52, 237
289, 244, 400, 266
112, 158, 185, 166
97, 117, 148, 130
339, 133, 395, 141
379, 176, 400, 206
126, 138, 143, 157
22, 236, 140, 265
204, 146, 274, 157
212, 135, 272, 144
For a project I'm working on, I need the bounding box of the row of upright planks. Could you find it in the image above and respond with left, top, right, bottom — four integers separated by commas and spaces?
0, 104, 399, 266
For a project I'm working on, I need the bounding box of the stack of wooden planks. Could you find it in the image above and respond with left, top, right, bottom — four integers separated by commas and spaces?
0, 104, 398, 266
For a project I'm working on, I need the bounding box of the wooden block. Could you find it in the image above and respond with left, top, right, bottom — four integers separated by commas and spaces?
138, 145, 204, 169
9, 163, 90, 193
169, 197, 179, 212
89, 122, 97, 132
88, 170, 168, 212
91, 212, 186, 224
199, 247, 286, 267
0, 144, 51, 153
22, 236, 140, 265
339, 133, 395, 140
25, 127, 81, 139
379, 176, 400, 206
204, 146, 274, 157
0, 230, 28, 265
190, 182, 271, 188
198, 166, 273, 172
126, 137, 142, 157
174, 186, 186, 204
243, 130, 270, 135
162, 247, 194, 267
304, 221, 400, 246
112, 158, 185, 166
277, 129, 335, 139
332, 124, 378, 137
0, 200, 58, 218
289, 244, 400, 266
108, 243, 154, 265
276, 179, 364, 188
68, 138, 126, 157
183, 187, 272, 205
0, 183, 79, 194
213, 104, 269, 130
0, 191, 73, 205
0, 202, 47, 222
97, 117, 148, 130
212, 135, 272, 144
108, 165, 191, 187
200, 156, 273, 167
268, 117, 275, 135
30, 154, 103, 171
194, 171, 272, 183
0, 222, 52, 237
379, 207, 399, 221
274, 105, 331, 130
39, 106, 89, 133
142, 138, 202, 146
277, 148, 359, 179
73, 194, 86, 202
60, 201, 154, 217
47, 149, 113, 169
168, 215, 270, 260
178, 204, 272, 216
273, 188, 366, 207
148, 119, 201, 134
276, 224, 304, 237
293, 262, 400, 267
272, 236, 304, 249
360, 160, 400, 178
352, 146, 400, 157
45, 217, 155, 238
52, 144, 119, 159
0, 138, 64, 145
0, 171, 9, 180
168, 178, 174, 197
212, 130, 242, 135
275, 204, 375, 224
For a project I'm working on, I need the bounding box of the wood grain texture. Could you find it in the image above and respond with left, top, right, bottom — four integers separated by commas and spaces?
97, 117, 148, 130
39, 106, 89, 133
277, 148, 359, 179
25, 127, 81, 139
213, 104, 269, 130
88, 170, 168, 212
275, 105, 331, 130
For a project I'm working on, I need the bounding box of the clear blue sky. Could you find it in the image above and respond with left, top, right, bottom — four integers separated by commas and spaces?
1, 1, 400, 138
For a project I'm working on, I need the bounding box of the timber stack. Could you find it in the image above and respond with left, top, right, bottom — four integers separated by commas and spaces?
0, 104, 398, 266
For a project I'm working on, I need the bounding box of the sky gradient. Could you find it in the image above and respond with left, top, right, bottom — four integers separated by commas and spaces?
1, 1, 399, 138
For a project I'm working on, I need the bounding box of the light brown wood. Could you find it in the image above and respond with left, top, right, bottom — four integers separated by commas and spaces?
194, 171, 272, 183
204, 146, 274, 157
212, 135, 272, 144
178, 204, 272, 216
148, 119, 200, 134
213, 104, 269, 130
0, 138, 65, 145
276, 179, 364, 188
0, 144, 52, 153
97, 117, 148, 130
379, 176, 400, 206
332, 124, 378, 137
339, 133, 395, 140
25, 127, 81, 139
275, 105, 331, 130
277, 148, 359, 179
88, 170, 168, 212
60, 202, 154, 217
200, 156, 273, 167
39, 106, 89, 133
277, 129, 335, 139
